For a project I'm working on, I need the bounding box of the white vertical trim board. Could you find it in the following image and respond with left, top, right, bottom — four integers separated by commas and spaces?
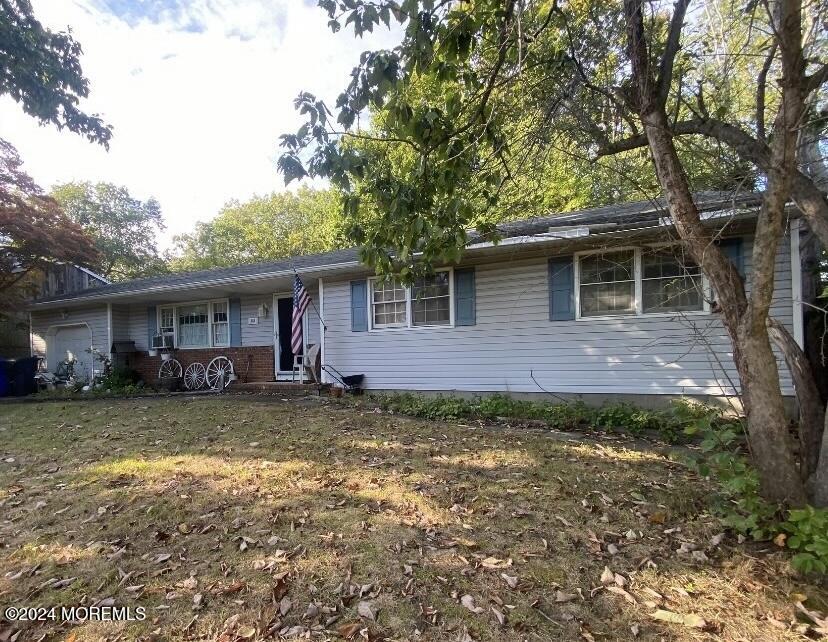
106, 303, 113, 358
790, 218, 804, 348
318, 278, 327, 384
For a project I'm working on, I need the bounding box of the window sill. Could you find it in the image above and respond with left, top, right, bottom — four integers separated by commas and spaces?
574, 309, 711, 321
172, 345, 231, 350
368, 323, 455, 333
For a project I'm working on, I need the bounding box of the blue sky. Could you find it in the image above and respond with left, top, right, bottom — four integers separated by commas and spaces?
0, 0, 400, 246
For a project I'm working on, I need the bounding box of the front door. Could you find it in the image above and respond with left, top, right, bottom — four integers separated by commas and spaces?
274, 295, 302, 375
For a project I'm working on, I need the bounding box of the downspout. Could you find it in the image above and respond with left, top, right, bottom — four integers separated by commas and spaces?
791, 218, 804, 348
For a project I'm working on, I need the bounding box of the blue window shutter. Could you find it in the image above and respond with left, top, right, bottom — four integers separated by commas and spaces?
454, 268, 476, 326
229, 298, 242, 347
350, 280, 368, 331
548, 257, 575, 321
147, 305, 157, 348
718, 238, 745, 277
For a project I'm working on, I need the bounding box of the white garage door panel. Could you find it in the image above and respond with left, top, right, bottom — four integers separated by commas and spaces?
52, 325, 93, 382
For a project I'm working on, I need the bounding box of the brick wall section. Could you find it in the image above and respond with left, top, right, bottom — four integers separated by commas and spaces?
131, 346, 275, 384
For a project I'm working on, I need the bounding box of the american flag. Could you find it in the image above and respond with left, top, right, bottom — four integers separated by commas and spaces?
291, 274, 310, 355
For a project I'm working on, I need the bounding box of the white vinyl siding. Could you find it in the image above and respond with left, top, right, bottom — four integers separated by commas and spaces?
322, 235, 794, 396
240, 295, 273, 346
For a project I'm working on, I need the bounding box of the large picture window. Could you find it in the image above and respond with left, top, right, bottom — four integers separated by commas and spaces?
369, 270, 454, 329
579, 250, 636, 317
371, 278, 408, 328
641, 249, 703, 313
412, 272, 451, 326
157, 299, 230, 348
576, 247, 706, 318
178, 304, 209, 348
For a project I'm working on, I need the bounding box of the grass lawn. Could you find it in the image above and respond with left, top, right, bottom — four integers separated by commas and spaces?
0, 396, 825, 641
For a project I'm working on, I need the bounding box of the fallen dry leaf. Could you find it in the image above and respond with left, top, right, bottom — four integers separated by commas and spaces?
337, 622, 362, 639
461, 594, 484, 614
651, 609, 707, 629
357, 600, 378, 621
500, 573, 518, 589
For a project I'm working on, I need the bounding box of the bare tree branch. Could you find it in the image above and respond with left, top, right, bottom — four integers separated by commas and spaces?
805, 62, 828, 93
656, 0, 690, 108
756, 42, 777, 140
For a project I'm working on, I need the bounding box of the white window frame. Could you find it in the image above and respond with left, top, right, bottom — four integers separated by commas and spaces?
156, 298, 231, 349
211, 300, 230, 347
369, 277, 409, 329
368, 268, 455, 331
574, 246, 710, 320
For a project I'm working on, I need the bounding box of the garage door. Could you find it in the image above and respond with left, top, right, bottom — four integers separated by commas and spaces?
52, 325, 93, 383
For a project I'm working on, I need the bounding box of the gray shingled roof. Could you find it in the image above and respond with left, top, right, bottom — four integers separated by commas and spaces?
33, 191, 761, 304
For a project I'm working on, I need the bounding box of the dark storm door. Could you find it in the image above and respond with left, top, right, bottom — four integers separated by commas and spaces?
277, 296, 298, 372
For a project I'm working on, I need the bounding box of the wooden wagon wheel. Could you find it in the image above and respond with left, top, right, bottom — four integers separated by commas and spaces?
158, 358, 182, 379
184, 362, 206, 390
206, 356, 234, 390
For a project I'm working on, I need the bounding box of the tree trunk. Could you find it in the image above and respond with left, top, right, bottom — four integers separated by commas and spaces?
732, 323, 808, 505
767, 317, 825, 482
622, 0, 807, 506
811, 412, 828, 507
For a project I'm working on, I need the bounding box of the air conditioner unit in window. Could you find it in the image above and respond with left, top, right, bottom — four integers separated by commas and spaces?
151, 334, 174, 349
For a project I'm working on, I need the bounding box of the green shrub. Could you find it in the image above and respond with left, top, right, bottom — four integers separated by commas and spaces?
476, 394, 526, 419
539, 401, 591, 430
782, 507, 828, 574
372, 393, 690, 441
101, 366, 141, 391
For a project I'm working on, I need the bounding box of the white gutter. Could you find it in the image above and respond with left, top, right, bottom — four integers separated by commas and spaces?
32, 206, 775, 310
30, 259, 364, 308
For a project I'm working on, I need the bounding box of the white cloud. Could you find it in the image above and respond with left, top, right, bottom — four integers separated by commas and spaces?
0, 0, 401, 247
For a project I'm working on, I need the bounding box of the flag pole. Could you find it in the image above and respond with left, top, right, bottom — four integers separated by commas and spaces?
292, 267, 327, 332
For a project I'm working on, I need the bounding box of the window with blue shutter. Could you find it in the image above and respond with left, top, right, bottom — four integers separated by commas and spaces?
718, 237, 745, 277
146, 305, 157, 348
548, 257, 575, 321
454, 268, 476, 326
350, 280, 368, 331
229, 298, 242, 347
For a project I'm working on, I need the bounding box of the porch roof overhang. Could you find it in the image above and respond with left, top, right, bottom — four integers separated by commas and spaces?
28, 191, 773, 311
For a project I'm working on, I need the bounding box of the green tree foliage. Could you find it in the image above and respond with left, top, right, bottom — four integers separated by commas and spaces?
0, 0, 111, 146
51, 182, 167, 281
0, 140, 101, 312
277, 0, 787, 280
168, 187, 347, 272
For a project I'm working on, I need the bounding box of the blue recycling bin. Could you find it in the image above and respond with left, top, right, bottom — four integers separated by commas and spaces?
10, 357, 38, 396
0, 359, 11, 397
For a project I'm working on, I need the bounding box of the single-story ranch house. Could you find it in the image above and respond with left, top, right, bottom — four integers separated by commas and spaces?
28, 192, 804, 406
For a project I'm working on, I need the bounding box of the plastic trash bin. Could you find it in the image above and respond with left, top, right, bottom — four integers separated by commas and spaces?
11, 356, 38, 396
0, 359, 11, 397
